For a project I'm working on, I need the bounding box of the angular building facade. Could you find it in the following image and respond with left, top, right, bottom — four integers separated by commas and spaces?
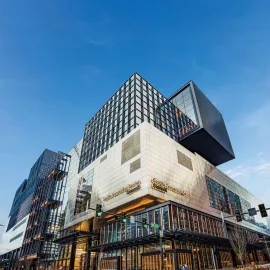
169, 81, 235, 166
1, 72, 269, 270
53, 73, 269, 270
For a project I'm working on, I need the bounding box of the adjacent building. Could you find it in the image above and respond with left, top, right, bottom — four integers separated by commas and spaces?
0, 150, 70, 269
0, 150, 56, 260
1, 72, 269, 270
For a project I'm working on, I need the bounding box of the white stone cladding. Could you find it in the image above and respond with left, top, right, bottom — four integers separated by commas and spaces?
64, 122, 269, 235
0, 215, 29, 255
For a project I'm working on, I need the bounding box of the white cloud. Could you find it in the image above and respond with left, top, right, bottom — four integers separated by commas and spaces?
257, 152, 264, 157
86, 38, 106, 46
253, 162, 270, 174
242, 103, 270, 138
224, 165, 247, 179
225, 161, 270, 180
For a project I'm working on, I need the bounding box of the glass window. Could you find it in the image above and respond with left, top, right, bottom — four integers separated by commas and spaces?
126, 218, 131, 240
136, 84, 141, 92
172, 206, 178, 230
117, 222, 121, 241
136, 215, 142, 237
162, 206, 169, 230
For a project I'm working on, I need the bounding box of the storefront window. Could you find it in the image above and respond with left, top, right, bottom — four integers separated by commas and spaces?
148, 210, 154, 234
136, 214, 142, 237
162, 206, 169, 230
117, 222, 121, 242
131, 219, 136, 238
108, 223, 112, 243
126, 218, 131, 239
172, 205, 178, 230
121, 223, 126, 241
155, 208, 161, 228
113, 223, 117, 242
74, 242, 87, 270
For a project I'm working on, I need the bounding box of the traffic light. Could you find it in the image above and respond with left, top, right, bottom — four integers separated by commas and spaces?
96, 204, 102, 217
259, 204, 268, 218
142, 218, 148, 228
121, 212, 127, 223
2, 258, 9, 267
235, 209, 242, 222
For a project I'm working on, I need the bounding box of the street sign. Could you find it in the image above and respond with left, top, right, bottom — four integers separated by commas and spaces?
248, 208, 257, 217
151, 223, 159, 229
160, 230, 164, 237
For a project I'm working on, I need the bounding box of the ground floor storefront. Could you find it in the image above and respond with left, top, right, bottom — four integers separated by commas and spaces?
53, 201, 270, 270
54, 239, 268, 270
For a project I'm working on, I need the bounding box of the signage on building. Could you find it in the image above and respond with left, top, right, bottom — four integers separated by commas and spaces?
103, 181, 141, 202
151, 178, 191, 198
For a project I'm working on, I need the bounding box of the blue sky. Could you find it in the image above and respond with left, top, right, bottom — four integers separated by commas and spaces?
1, 0, 270, 235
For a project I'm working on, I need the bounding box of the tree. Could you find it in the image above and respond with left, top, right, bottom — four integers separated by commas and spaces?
225, 222, 248, 266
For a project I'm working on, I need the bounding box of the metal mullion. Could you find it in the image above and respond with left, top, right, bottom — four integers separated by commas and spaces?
176, 206, 180, 231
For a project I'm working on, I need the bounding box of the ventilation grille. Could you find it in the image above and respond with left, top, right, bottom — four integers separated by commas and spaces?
13, 218, 27, 231
10, 232, 24, 242
130, 158, 141, 173
177, 150, 193, 171
100, 155, 107, 163
121, 130, 140, 164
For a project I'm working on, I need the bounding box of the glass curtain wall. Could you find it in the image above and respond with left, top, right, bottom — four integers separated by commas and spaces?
101, 205, 223, 246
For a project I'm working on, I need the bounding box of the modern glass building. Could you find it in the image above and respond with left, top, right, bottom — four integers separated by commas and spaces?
19, 151, 71, 269
0, 150, 70, 269
7, 150, 56, 232
52, 73, 269, 270
79, 73, 170, 172
79, 73, 234, 175
1, 72, 269, 270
